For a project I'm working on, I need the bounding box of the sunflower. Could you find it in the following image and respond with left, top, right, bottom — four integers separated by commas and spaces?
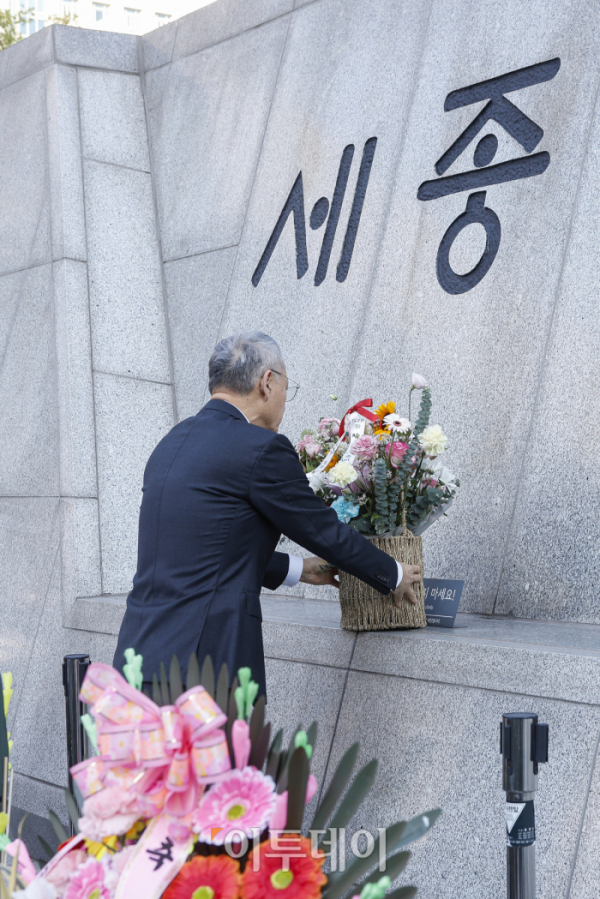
163, 854, 241, 899
374, 401, 396, 420
242, 835, 327, 899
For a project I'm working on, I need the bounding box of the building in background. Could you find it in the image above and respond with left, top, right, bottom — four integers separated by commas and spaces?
7, 0, 215, 36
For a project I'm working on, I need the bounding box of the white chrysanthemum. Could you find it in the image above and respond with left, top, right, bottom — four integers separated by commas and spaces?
328, 461, 358, 488
384, 414, 411, 433
419, 425, 448, 457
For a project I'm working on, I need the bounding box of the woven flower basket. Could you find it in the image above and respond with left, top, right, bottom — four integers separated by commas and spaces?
339, 531, 427, 631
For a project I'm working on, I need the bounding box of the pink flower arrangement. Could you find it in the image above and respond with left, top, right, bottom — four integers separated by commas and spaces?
64, 859, 111, 899
296, 381, 459, 536
352, 435, 379, 461
78, 785, 142, 841
192, 767, 276, 845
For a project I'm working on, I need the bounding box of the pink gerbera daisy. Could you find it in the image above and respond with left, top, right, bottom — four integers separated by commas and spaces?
192, 767, 276, 845
64, 858, 111, 899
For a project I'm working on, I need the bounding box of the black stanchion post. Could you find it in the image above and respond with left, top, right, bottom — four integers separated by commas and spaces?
62, 653, 91, 827
500, 713, 549, 899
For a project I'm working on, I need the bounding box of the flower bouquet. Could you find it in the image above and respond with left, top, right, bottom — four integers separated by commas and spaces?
11, 652, 440, 899
296, 376, 459, 631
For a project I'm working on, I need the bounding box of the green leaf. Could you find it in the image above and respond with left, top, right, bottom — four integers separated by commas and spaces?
311, 743, 359, 832
324, 846, 410, 898
152, 674, 161, 706
186, 653, 201, 690
266, 728, 283, 781
169, 656, 183, 701
48, 809, 68, 844
285, 746, 310, 830
277, 727, 301, 794
226, 676, 239, 765
325, 821, 406, 896
63, 789, 80, 833
320, 759, 378, 842
37, 835, 55, 863
306, 721, 318, 754
250, 721, 271, 771
215, 663, 229, 714
159, 663, 170, 707
200, 655, 215, 698
386, 888, 418, 899
356, 851, 412, 894
393, 808, 442, 848
249, 696, 266, 750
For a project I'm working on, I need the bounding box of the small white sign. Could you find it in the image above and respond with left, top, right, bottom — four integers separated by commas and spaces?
505, 803, 525, 833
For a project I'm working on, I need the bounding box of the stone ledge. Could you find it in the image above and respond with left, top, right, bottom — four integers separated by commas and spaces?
68, 593, 600, 705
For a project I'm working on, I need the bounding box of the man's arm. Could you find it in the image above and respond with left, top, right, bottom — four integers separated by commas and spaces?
250, 433, 400, 594
262, 550, 294, 590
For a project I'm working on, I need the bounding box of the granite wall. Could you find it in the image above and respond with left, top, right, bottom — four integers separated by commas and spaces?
0, 1, 599, 895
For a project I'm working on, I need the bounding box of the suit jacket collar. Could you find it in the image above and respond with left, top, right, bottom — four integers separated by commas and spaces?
201, 398, 249, 422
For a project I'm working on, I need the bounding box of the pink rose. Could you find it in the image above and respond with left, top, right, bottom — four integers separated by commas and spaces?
411, 372, 427, 389
46, 850, 88, 895
304, 442, 322, 458
78, 786, 142, 841
388, 441, 409, 467
318, 417, 340, 436
352, 435, 378, 461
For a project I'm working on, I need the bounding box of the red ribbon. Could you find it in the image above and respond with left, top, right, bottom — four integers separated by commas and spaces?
338, 399, 379, 437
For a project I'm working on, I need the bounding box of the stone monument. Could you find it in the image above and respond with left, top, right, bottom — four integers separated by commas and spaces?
0, 1, 599, 895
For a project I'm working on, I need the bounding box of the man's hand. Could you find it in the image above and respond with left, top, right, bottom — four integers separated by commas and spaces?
300, 557, 340, 589
392, 562, 422, 607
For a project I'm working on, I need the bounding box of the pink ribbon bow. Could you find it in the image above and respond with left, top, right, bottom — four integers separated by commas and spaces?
338, 398, 379, 437
71, 663, 232, 818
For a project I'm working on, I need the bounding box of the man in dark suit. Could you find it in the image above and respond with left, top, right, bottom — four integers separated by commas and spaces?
114, 332, 421, 697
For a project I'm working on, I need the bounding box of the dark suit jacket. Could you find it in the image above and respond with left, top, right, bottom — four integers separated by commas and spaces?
114, 399, 398, 697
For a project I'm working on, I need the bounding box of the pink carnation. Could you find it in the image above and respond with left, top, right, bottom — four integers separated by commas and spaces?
352, 435, 379, 461
192, 767, 276, 845
78, 786, 142, 841
64, 859, 111, 899
46, 850, 88, 895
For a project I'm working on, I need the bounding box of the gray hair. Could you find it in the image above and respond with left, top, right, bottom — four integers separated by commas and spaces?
208, 331, 284, 395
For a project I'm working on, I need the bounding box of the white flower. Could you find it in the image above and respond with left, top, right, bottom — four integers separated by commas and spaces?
306, 470, 324, 493
328, 461, 358, 488
419, 425, 448, 457
12, 879, 58, 899
412, 372, 427, 389
424, 456, 455, 483
383, 414, 411, 433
